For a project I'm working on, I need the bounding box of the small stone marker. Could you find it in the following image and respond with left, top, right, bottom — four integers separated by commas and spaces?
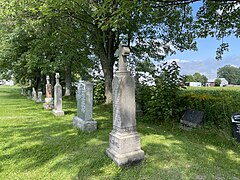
36, 90, 43, 103
32, 87, 37, 101
106, 44, 144, 167
73, 81, 97, 132
52, 73, 64, 116
180, 109, 204, 130
43, 75, 53, 109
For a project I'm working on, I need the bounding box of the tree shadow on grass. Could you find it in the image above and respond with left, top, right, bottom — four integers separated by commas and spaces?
134, 122, 240, 179
0, 118, 112, 175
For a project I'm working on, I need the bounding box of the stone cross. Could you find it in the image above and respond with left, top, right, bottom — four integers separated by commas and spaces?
52, 73, 64, 116
73, 81, 97, 132
43, 75, 53, 109
106, 44, 144, 166
117, 43, 130, 72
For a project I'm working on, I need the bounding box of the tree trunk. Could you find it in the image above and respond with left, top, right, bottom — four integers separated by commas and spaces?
95, 28, 118, 104
64, 65, 72, 96
101, 60, 113, 104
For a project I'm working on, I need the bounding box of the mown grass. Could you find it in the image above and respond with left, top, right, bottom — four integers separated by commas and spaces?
1, 86, 240, 179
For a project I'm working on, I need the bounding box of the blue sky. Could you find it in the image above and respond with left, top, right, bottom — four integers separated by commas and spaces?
166, 36, 240, 81
165, 2, 240, 81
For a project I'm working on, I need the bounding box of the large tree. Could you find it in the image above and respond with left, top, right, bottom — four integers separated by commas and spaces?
0, 0, 239, 103
0, 0, 198, 103
217, 65, 240, 85
196, 0, 240, 60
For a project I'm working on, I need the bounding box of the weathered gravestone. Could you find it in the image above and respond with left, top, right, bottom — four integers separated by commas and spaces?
52, 73, 64, 116
180, 109, 204, 130
73, 81, 97, 132
106, 44, 144, 167
231, 112, 240, 142
36, 90, 43, 103
43, 75, 53, 109
32, 87, 37, 101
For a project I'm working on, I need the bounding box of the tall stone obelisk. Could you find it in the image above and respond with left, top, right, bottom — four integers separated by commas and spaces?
106, 44, 144, 166
52, 73, 64, 116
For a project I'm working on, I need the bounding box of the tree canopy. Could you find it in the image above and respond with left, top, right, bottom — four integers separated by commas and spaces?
217, 65, 240, 85
0, 0, 239, 102
183, 72, 208, 84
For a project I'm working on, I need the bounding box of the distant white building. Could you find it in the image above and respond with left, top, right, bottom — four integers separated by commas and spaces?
186, 82, 202, 87
219, 78, 228, 87
0, 79, 14, 86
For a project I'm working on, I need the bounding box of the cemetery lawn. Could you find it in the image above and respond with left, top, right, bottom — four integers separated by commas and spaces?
1, 86, 240, 180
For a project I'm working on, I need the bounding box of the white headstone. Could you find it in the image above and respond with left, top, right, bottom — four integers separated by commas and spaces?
36, 90, 43, 103
106, 44, 144, 166
73, 81, 97, 132
52, 73, 64, 116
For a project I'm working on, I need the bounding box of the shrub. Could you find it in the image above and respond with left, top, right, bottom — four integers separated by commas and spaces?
138, 61, 183, 123
179, 89, 240, 130
93, 79, 106, 105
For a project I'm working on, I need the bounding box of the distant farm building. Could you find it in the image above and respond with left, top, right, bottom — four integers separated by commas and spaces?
206, 82, 215, 87
219, 78, 228, 87
185, 82, 202, 87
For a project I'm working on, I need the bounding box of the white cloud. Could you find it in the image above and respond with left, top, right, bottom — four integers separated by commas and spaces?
168, 55, 240, 81
166, 58, 190, 63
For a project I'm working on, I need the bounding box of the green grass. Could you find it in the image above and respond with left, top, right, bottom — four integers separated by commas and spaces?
1, 86, 240, 179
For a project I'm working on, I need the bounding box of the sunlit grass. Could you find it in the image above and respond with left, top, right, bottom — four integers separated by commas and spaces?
0, 86, 240, 179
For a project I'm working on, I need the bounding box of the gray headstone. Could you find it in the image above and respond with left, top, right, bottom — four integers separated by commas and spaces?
180, 109, 204, 130
21, 86, 24, 95
106, 44, 144, 167
52, 73, 64, 116
27, 88, 32, 99
73, 81, 97, 132
21, 86, 26, 96
43, 75, 53, 109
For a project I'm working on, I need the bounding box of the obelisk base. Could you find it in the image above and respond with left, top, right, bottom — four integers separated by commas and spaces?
52, 109, 64, 116
73, 116, 97, 132
43, 98, 53, 110
106, 131, 144, 167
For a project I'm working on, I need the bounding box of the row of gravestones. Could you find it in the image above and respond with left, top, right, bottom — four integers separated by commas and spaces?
20, 44, 144, 167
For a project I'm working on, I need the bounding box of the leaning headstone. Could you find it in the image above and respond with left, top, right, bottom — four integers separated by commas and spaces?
52, 73, 64, 116
73, 81, 97, 132
180, 109, 204, 131
106, 44, 144, 167
32, 87, 37, 101
43, 75, 53, 109
36, 90, 43, 103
